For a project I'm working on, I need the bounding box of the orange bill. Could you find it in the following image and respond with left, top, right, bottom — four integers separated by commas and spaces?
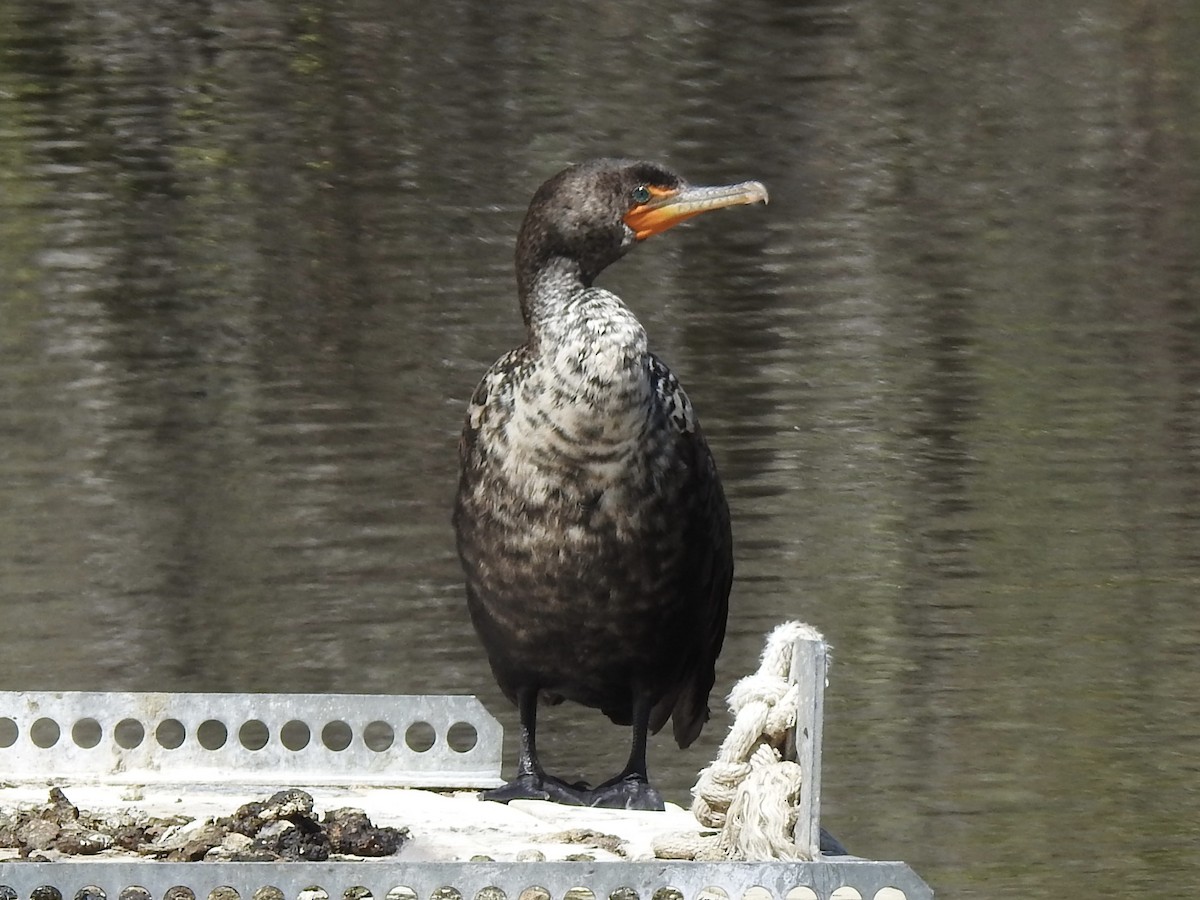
623, 180, 769, 240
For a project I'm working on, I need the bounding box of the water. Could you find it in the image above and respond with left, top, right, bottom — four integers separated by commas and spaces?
3, 1, 1200, 896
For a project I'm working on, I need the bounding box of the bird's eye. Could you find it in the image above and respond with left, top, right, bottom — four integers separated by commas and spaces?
631, 185, 651, 204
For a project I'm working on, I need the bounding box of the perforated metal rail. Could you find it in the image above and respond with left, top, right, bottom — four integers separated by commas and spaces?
0, 860, 932, 900
0, 693, 503, 788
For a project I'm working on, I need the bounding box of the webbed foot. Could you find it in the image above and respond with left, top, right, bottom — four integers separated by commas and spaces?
586, 773, 665, 811
480, 773, 590, 806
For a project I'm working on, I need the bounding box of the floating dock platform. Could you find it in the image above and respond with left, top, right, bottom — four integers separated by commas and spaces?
0, 635, 933, 900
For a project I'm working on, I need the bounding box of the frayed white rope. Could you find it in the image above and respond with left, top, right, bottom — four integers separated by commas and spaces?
653, 622, 828, 862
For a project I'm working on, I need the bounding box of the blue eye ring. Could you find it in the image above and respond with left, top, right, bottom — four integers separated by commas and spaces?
631, 185, 651, 204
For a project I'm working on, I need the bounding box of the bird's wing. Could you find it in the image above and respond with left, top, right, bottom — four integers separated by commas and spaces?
648, 353, 734, 748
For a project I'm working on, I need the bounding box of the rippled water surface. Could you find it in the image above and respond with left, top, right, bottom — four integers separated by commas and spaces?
3, 2, 1200, 896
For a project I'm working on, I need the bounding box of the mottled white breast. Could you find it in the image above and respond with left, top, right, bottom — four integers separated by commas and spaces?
500, 289, 659, 503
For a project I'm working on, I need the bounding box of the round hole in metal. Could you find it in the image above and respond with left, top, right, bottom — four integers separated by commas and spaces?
404, 721, 436, 752
384, 889, 416, 900
197, 719, 228, 750
0, 718, 16, 748
71, 718, 102, 749
166, 887, 197, 900
114, 719, 145, 749
447, 721, 478, 752
74, 887, 106, 900
118, 887, 150, 900
156, 719, 186, 749
239, 719, 270, 750
30, 717, 61, 748
321, 721, 353, 751
363, 720, 395, 752
280, 719, 311, 751
251, 889, 283, 900
31, 887, 63, 900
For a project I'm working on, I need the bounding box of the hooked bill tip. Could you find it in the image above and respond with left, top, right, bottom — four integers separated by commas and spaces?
741, 181, 769, 205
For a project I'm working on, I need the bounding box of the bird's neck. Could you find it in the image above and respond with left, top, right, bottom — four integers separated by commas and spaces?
517, 263, 652, 420
506, 257, 658, 495
518, 256, 647, 368
518, 254, 593, 333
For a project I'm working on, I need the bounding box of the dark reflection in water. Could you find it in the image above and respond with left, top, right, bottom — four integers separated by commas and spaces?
3, 1, 1200, 896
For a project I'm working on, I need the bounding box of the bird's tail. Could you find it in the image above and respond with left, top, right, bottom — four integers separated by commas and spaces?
669, 675, 713, 749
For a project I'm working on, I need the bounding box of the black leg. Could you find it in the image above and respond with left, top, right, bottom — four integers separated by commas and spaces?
480, 687, 589, 806
587, 693, 664, 810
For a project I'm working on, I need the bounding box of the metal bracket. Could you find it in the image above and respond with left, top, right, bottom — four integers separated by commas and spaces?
791, 636, 828, 860
0, 692, 503, 788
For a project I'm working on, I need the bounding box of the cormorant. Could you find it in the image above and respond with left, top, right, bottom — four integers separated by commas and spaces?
453, 158, 768, 810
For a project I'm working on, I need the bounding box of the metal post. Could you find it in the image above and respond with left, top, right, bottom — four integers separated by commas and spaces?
789, 635, 827, 860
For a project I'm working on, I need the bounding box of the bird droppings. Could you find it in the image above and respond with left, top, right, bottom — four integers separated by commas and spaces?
0, 782, 705, 863
542, 828, 626, 857
0, 788, 408, 862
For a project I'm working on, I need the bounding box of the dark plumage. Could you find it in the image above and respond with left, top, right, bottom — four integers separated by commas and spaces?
453, 158, 768, 809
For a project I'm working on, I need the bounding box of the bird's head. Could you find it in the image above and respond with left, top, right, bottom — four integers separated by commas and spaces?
516, 158, 768, 298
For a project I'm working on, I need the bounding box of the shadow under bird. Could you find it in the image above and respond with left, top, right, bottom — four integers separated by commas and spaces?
454, 158, 768, 810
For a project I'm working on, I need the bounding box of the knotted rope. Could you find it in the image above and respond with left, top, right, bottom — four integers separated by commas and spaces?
653, 621, 828, 862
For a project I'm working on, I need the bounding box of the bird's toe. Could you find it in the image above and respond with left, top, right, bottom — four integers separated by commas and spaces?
586, 774, 665, 811
480, 773, 590, 806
